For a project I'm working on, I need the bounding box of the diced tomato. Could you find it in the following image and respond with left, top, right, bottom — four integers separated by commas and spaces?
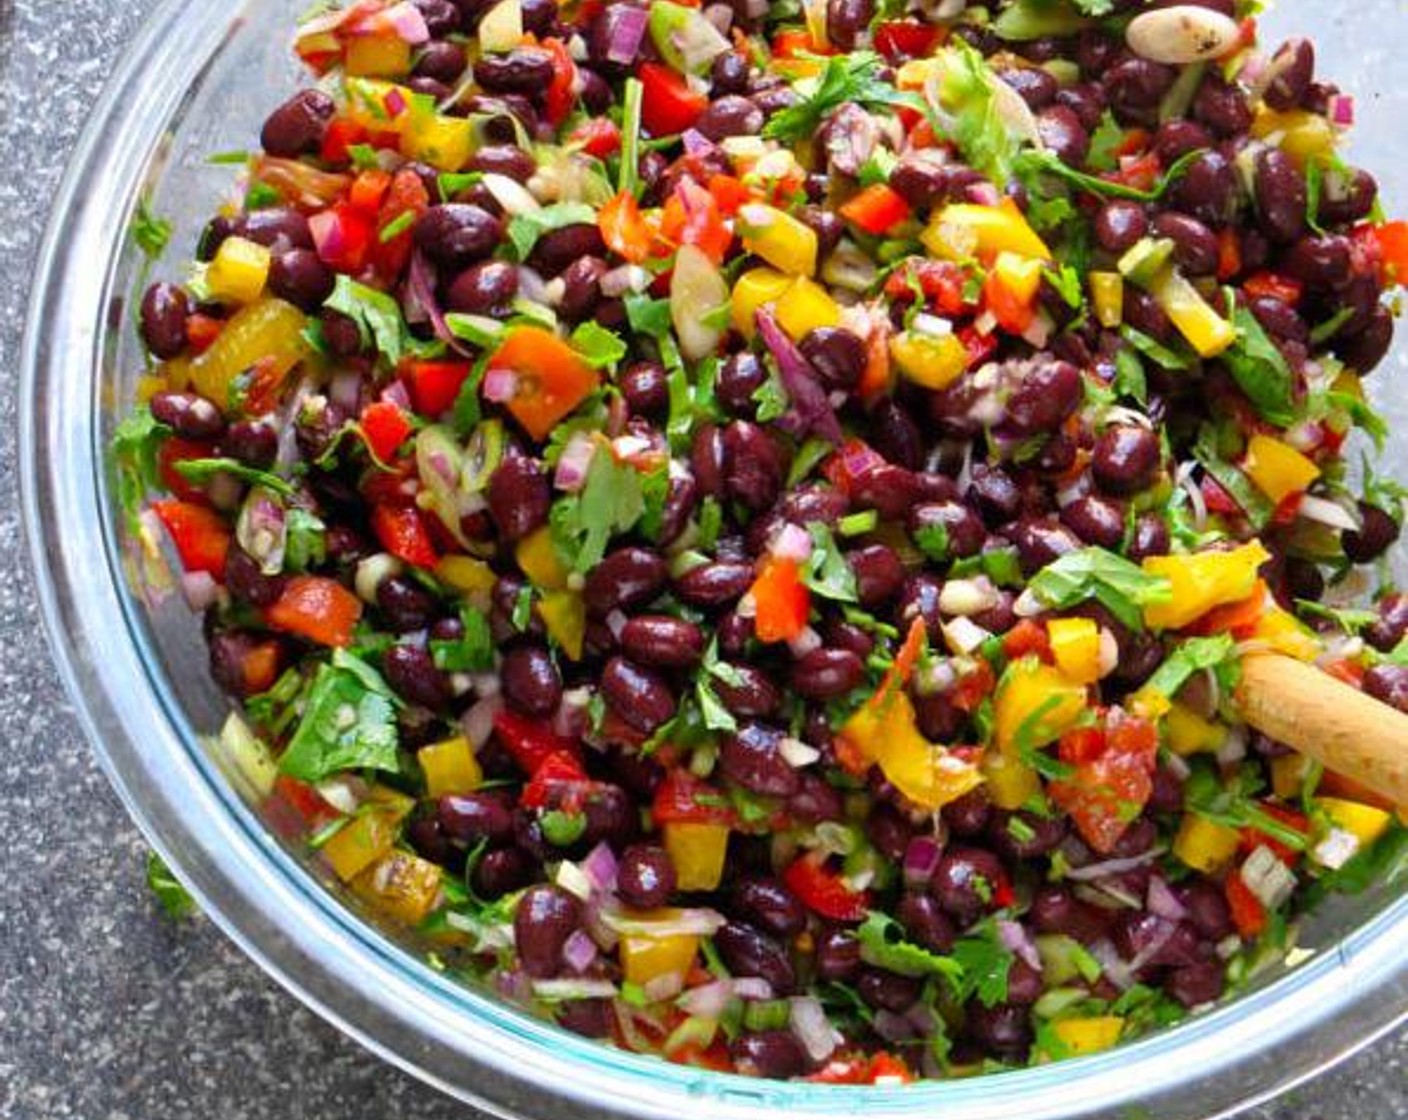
348, 168, 392, 216
883, 259, 970, 316
1115, 127, 1151, 158
1058, 724, 1106, 766
570, 118, 621, 158
1239, 801, 1309, 865
1225, 871, 1268, 939
521, 750, 592, 810
485, 326, 599, 442
156, 437, 217, 503
1323, 657, 1365, 688
639, 63, 708, 136
958, 325, 999, 369
493, 709, 583, 775
808, 1051, 916, 1084
651, 770, 734, 826
1369, 219, 1408, 287
951, 657, 995, 713
1049, 709, 1158, 854
670, 1039, 733, 1073
320, 117, 367, 166
749, 556, 811, 644
370, 503, 440, 568
310, 202, 374, 273
151, 499, 230, 579
540, 38, 578, 127
984, 272, 1036, 333
672, 179, 732, 264
370, 166, 430, 279
1242, 271, 1303, 306
839, 184, 911, 236
266, 575, 363, 647
707, 174, 750, 216
403, 360, 472, 418
1002, 619, 1051, 662
1108, 152, 1160, 193
185, 313, 224, 354
599, 189, 652, 265
266, 774, 341, 841
859, 322, 892, 398
782, 853, 870, 922
359, 400, 413, 462
872, 20, 942, 61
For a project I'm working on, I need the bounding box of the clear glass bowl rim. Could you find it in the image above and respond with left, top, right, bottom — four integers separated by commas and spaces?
18, 2, 1406, 1118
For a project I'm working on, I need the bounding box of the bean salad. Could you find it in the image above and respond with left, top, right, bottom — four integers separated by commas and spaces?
118, 0, 1408, 1083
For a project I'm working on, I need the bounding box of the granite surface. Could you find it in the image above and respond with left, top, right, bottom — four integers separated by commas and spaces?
0, 1, 1401, 1118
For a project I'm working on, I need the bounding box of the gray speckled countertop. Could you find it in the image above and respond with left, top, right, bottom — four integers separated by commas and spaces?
0, 2, 1401, 1118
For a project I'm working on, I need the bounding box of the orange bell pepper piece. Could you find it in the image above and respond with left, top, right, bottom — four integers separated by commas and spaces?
599, 190, 652, 264
749, 556, 810, 643
266, 575, 363, 648
485, 326, 599, 441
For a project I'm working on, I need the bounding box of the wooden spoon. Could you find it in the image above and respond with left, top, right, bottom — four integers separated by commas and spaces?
1234, 652, 1408, 809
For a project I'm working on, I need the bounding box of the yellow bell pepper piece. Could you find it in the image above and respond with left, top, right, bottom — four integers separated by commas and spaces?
776, 277, 841, 340
981, 750, 1041, 810
663, 822, 730, 891
890, 330, 970, 390
400, 113, 476, 172
1250, 606, 1320, 662
1047, 617, 1101, 685
730, 267, 793, 338
418, 735, 483, 798
1052, 1016, 1125, 1056
738, 203, 819, 276
1251, 107, 1336, 165
993, 251, 1045, 304
1242, 434, 1321, 505
538, 588, 586, 661
994, 657, 1088, 755
350, 850, 443, 925
1315, 797, 1393, 848
515, 525, 570, 590
921, 200, 1052, 263
1147, 267, 1235, 358
1271, 753, 1311, 800
619, 919, 701, 986
1127, 683, 1173, 722
1141, 541, 1270, 630
345, 34, 413, 78
344, 78, 426, 133
1173, 814, 1241, 873
1165, 702, 1226, 756
435, 554, 498, 597
206, 236, 271, 305
323, 807, 404, 882
187, 297, 309, 409
1089, 271, 1124, 328
895, 58, 940, 90
840, 691, 984, 811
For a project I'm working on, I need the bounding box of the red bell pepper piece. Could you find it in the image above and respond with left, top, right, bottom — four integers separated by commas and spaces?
1049, 710, 1158, 854
782, 852, 870, 922
1368, 219, 1408, 287
749, 556, 811, 644
1225, 871, 1267, 938
370, 503, 440, 568
521, 750, 592, 810
265, 576, 363, 647
157, 437, 217, 504
639, 63, 708, 136
651, 770, 735, 826
570, 118, 621, 158
359, 400, 413, 462
599, 189, 653, 265
370, 167, 430, 280
185, 313, 224, 354
1215, 227, 1243, 281
542, 38, 578, 127
320, 117, 367, 166
1002, 618, 1051, 662
707, 174, 750, 216
492, 709, 582, 775
404, 360, 472, 418
872, 20, 942, 62
839, 184, 911, 236
1241, 271, 1303, 306
1238, 801, 1309, 865
348, 168, 392, 216
151, 499, 231, 579
808, 1051, 915, 1085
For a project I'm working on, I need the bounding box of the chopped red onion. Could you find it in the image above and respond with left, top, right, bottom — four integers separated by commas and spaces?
562, 929, 600, 974
585, 898, 620, 951
755, 306, 843, 445
460, 694, 503, 749
406, 250, 471, 355
681, 129, 719, 158
380, 378, 412, 411
1091, 940, 1134, 991
308, 210, 347, 263
997, 919, 1043, 972
180, 571, 220, 612
517, 266, 548, 304
328, 370, 363, 412
600, 264, 650, 297
873, 1009, 917, 1043
1064, 848, 1163, 881
1329, 94, 1355, 127
1126, 918, 1177, 975
384, 86, 408, 120
770, 521, 813, 562
903, 835, 944, 887
789, 996, 839, 1062
554, 432, 597, 492
965, 181, 1002, 207
600, 4, 649, 65
730, 978, 774, 1000
482, 367, 519, 403
379, 2, 431, 43
581, 842, 620, 895
1146, 876, 1188, 922
703, 3, 734, 34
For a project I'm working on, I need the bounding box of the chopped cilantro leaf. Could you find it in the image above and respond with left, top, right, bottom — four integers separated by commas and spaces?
1222, 301, 1296, 425
856, 912, 965, 982
507, 202, 598, 261
1086, 110, 1124, 172
570, 320, 629, 369
325, 275, 411, 368
1027, 546, 1172, 632
277, 650, 402, 783
146, 851, 198, 920
550, 451, 645, 573
803, 523, 859, 603
624, 293, 674, 340
132, 196, 173, 260
430, 605, 495, 671
112, 406, 169, 531
1144, 634, 1239, 699
284, 507, 327, 572
752, 368, 789, 423
1014, 147, 1206, 203
763, 51, 923, 145
171, 457, 297, 497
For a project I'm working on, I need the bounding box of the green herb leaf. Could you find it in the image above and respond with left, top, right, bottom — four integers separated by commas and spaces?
763, 51, 924, 145
1294, 599, 1379, 636
1194, 425, 1274, 529
325, 274, 411, 368
856, 912, 966, 982
803, 523, 859, 603
284, 507, 327, 572
752, 368, 789, 423
507, 201, 598, 261
1120, 324, 1193, 371
550, 450, 646, 572
570, 320, 629, 369
620, 77, 644, 197
624, 293, 674, 340
277, 650, 402, 783
1222, 301, 1296, 425
1027, 546, 1173, 632
112, 406, 170, 531
1086, 110, 1124, 172
1114, 346, 1148, 406
171, 457, 297, 497
146, 851, 198, 920
430, 605, 495, 671
541, 809, 588, 846
1144, 634, 1239, 699
952, 926, 1016, 1008
132, 196, 173, 260
1014, 146, 1205, 203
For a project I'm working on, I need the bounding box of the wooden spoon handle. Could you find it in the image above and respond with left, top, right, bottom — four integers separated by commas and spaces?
1234, 652, 1408, 808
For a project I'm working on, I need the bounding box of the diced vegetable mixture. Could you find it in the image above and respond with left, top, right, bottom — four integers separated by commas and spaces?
119, 0, 1406, 1082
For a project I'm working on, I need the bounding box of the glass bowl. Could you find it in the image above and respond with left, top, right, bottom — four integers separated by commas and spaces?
19, 2, 1407, 1117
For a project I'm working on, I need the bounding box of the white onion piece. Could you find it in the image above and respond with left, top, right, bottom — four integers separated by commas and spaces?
997, 920, 1043, 972
779, 737, 821, 768
180, 571, 220, 612
482, 172, 541, 216
943, 616, 991, 656
788, 626, 823, 658
461, 694, 504, 749
790, 996, 841, 1063
671, 244, 729, 361
355, 553, 404, 603
939, 577, 999, 617
600, 906, 727, 937
1297, 494, 1362, 532
533, 977, 617, 1001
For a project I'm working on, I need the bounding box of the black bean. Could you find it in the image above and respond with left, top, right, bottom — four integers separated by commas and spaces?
731, 1030, 807, 1079
140, 283, 192, 359
1005, 958, 1045, 1006
620, 615, 705, 668
1037, 105, 1089, 168
617, 360, 668, 418
1264, 38, 1314, 111
581, 784, 637, 848
1005, 357, 1084, 435
1191, 73, 1251, 137
1167, 959, 1226, 1009
858, 967, 922, 1013
439, 791, 516, 844
585, 547, 669, 616
912, 689, 964, 741
1061, 494, 1125, 549
377, 576, 439, 632
712, 663, 782, 719
1178, 879, 1233, 941
1367, 594, 1408, 652
1338, 305, 1393, 373
814, 927, 860, 981
1344, 502, 1401, 563
889, 150, 954, 210
966, 1003, 1032, 1057
475, 847, 536, 897
1056, 82, 1107, 131
1011, 517, 1080, 575
896, 892, 957, 954
1102, 57, 1175, 120
514, 884, 581, 978
1123, 288, 1175, 342
1094, 200, 1148, 255
600, 656, 676, 733
968, 464, 1023, 529
716, 921, 796, 992
908, 501, 987, 560
839, 544, 900, 609
799, 327, 865, 392
989, 810, 1067, 860
1249, 295, 1308, 345
321, 309, 364, 357
732, 876, 806, 938
1076, 27, 1119, 76
723, 421, 786, 511
223, 546, 285, 608
267, 248, 333, 311
1029, 886, 1110, 944
1317, 166, 1377, 226
413, 0, 460, 36
789, 648, 864, 700
261, 89, 335, 157
474, 48, 554, 93
150, 389, 223, 439
529, 223, 607, 276
1364, 663, 1408, 712
520, 0, 559, 35
237, 207, 314, 251
675, 560, 754, 609
1092, 424, 1160, 495
1254, 149, 1308, 244
383, 643, 452, 710
557, 255, 607, 322
414, 204, 501, 267
999, 66, 1058, 110
1170, 150, 1238, 227
941, 789, 992, 839
1153, 211, 1220, 275
930, 846, 1005, 927
1280, 234, 1352, 290
221, 420, 278, 469
206, 632, 274, 698
465, 145, 537, 183
721, 722, 799, 797
797, 204, 844, 261
486, 454, 550, 543
1127, 513, 1171, 561
696, 95, 764, 141
501, 643, 562, 717
616, 844, 676, 908
1153, 118, 1213, 164
1113, 913, 1200, 969
415, 40, 469, 84
446, 260, 519, 316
